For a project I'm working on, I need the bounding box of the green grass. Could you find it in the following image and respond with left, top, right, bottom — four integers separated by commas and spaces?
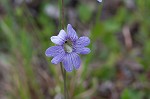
0, 0, 150, 99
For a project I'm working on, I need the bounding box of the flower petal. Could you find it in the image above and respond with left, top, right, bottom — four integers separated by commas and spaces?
75, 47, 91, 54
51, 51, 65, 64
51, 30, 67, 45
97, 0, 102, 3
45, 46, 64, 57
71, 53, 81, 70
62, 53, 73, 72
74, 36, 90, 47
58, 30, 68, 41
67, 24, 78, 41
51, 36, 63, 45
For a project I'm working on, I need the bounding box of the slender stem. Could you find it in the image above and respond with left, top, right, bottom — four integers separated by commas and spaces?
60, 63, 65, 98
96, 2, 103, 23
64, 69, 67, 99
60, 62, 68, 99
61, 0, 65, 29
59, 0, 65, 29
60, 62, 64, 76
59, 0, 68, 98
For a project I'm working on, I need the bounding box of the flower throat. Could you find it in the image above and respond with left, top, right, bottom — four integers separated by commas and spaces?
64, 40, 73, 53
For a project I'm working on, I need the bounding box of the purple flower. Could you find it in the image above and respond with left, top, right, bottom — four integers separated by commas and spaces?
97, 0, 102, 3
45, 24, 90, 72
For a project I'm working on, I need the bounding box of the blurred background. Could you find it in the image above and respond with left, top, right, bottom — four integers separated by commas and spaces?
0, 0, 150, 99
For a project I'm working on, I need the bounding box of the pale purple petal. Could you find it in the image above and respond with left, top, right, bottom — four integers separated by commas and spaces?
51, 36, 64, 45
57, 30, 68, 41
51, 30, 67, 45
97, 0, 102, 3
75, 47, 91, 54
62, 53, 73, 72
67, 24, 78, 41
45, 46, 64, 57
74, 36, 90, 47
51, 52, 65, 64
45, 24, 91, 72
71, 53, 81, 70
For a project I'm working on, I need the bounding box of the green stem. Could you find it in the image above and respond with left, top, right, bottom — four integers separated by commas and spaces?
60, 62, 68, 99
61, 0, 65, 29
59, 0, 68, 98
59, 0, 65, 29
64, 68, 67, 99
60, 62, 64, 77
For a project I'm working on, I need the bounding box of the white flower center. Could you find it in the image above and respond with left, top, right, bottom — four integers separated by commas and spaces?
64, 40, 73, 53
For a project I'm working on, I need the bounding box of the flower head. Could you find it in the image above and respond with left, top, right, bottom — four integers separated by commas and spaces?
97, 0, 102, 3
45, 24, 90, 72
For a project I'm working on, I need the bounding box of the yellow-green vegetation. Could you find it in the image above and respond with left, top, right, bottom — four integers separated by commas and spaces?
0, 0, 150, 99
